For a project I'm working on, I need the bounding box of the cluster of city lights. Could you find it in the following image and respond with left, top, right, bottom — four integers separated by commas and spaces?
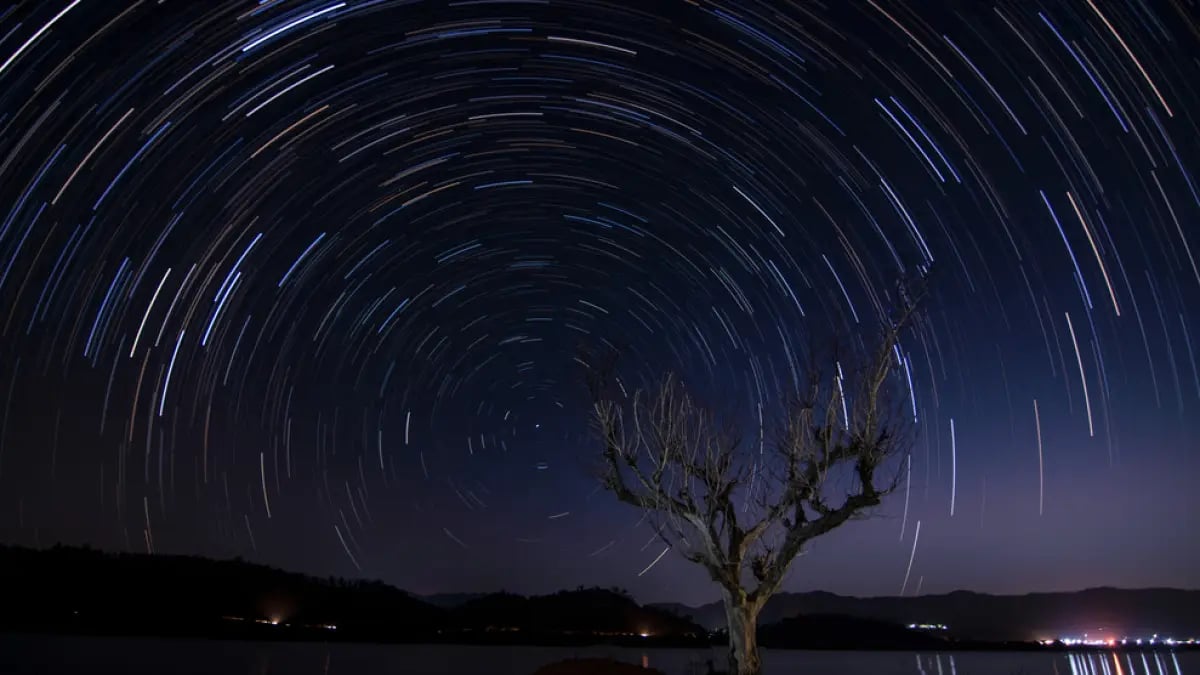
225, 616, 337, 631
1048, 635, 1197, 648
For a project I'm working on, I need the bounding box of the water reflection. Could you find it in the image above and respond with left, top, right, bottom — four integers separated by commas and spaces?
256, 647, 1188, 675
245, 647, 332, 675
913, 653, 957, 675
673, 651, 1187, 675
2, 634, 1195, 675
1065, 651, 1184, 675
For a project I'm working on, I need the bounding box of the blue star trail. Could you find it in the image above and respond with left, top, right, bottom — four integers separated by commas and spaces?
0, 0, 1196, 603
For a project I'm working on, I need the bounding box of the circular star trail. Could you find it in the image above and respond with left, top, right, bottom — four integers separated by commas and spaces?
0, 1, 1197, 600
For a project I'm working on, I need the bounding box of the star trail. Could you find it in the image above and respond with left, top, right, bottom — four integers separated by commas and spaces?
0, 0, 1197, 604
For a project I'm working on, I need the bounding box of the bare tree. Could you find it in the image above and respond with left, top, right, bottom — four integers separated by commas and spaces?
583, 279, 925, 675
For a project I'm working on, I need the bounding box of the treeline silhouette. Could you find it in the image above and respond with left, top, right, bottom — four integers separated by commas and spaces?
757, 614, 948, 650
11, 544, 1175, 652
656, 587, 1200, 643
0, 545, 703, 645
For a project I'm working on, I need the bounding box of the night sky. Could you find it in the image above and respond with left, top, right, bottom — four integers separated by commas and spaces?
0, 0, 1197, 608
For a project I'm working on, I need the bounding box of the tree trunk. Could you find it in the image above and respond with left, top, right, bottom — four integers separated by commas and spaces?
724, 598, 762, 675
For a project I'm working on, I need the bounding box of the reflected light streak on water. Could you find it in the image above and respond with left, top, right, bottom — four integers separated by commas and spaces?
0, 634, 1195, 675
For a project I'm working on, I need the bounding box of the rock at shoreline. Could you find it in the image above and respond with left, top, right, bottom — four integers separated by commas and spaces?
532, 657, 665, 675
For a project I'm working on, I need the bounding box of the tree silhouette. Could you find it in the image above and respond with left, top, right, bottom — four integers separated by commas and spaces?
583, 274, 927, 675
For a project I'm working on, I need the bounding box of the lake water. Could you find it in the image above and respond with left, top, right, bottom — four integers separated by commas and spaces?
0, 634, 1194, 675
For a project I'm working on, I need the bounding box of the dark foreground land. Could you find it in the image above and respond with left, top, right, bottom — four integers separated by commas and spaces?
1, 545, 1195, 653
